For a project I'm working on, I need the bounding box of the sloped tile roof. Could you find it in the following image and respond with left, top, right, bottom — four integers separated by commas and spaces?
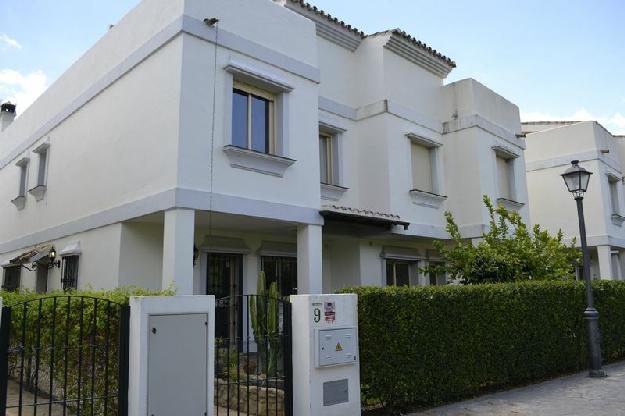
286, 0, 455, 67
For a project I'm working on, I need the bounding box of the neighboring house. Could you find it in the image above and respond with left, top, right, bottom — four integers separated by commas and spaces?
523, 121, 625, 280
0, 0, 528, 297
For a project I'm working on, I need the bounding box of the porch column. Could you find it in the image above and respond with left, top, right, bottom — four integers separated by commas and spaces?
162, 208, 195, 294
596, 245, 613, 280
297, 224, 323, 294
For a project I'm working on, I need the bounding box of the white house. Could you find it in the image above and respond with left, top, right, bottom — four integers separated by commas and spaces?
0, 0, 528, 299
523, 121, 625, 280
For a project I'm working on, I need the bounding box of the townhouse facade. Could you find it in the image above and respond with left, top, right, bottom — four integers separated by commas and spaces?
0, 0, 528, 299
523, 121, 625, 280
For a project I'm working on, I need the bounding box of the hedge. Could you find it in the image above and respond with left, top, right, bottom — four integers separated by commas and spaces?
339, 281, 625, 412
0, 287, 172, 414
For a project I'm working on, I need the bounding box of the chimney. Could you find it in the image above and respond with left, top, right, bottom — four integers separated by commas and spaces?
0, 102, 16, 132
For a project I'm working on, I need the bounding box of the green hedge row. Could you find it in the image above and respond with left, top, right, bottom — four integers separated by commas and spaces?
0, 287, 172, 414
340, 281, 625, 411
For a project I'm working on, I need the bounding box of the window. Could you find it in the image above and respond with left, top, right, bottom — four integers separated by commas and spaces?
232, 81, 275, 154
427, 261, 447, 286
411, 142, 433, 193
2, 266, 21, 292
17, 159, 28, 197
319, 133, 335, 185
36, 147, 48, 186
609, 176, 620, 214
261, 256, 297, 296
62, 256, 79, 291
386, 260, 410, 287
496, 155, 513, 200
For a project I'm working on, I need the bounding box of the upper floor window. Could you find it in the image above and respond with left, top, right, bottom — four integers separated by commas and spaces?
609, 175, 620, 214
36, 146, 48, 187
496, 154, 513, 200
411, 142, 434, 193
17, 158, 29, 197
319, 132, 335, 185
232, 81, 275, 154
2, 266, 21, 292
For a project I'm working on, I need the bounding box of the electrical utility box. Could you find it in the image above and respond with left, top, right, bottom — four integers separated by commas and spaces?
147, 313, 209, 416
316, 327, 358, 368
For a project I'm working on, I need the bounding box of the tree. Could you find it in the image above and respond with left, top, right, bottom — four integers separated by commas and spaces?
429, 195, 581, 284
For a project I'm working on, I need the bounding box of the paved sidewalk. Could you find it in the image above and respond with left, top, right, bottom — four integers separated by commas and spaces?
411, 361, 625, 416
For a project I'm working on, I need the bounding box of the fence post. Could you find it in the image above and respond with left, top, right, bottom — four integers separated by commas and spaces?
118, 304, 130, 416
0, 304, 11, 413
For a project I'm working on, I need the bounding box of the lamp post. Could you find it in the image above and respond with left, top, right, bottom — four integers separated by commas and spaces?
561, 160, 605, 377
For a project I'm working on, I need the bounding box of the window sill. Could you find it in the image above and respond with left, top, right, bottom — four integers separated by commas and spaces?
612, 213, 625, 227
409, 189, 447, 208
223, 145, 295, 177
497, 197, 525, 211
28, 184, 47, 201
11, 195, 25, 210
321, 183, 349, 201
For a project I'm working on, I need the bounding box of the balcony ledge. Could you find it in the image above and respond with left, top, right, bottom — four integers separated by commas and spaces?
223, 145, 295, 177
321, 183, 348, 201
409, 189, 447, 208
28, 185, 47, 201
11, 195, 25, 210
497, 197, 525, 211
612, 213, 625, 227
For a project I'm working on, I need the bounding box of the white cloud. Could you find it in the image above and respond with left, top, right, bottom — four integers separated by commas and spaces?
0, 34, 21, 50
521, 108, 625, 135
0, 69, 48, 115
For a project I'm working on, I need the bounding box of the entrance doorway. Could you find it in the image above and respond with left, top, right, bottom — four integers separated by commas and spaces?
35, 266, 48, 293
206, 253, 243, 344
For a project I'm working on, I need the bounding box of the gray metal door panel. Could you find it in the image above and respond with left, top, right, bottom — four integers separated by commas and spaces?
147, 313, 208, 416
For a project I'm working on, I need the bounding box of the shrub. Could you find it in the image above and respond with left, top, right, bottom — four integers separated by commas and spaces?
340, 281, 625, 412
428, 196, 581, 283
0, 287, 172, 414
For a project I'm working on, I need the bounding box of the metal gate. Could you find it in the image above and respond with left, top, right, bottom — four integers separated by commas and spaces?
0, 296, 130, 415
215, 295, 292, 416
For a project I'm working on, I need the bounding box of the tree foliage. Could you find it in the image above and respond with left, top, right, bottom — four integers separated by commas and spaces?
431, 195, 581, 284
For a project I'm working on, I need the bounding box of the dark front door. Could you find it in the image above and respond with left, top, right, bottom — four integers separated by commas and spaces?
261, 256, 298, 296
35, 266, 48, 293
206, 253, 243, 344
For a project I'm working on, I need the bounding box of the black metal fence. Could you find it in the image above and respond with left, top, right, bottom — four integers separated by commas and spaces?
215, 295, 292, 416
0, 296, 130, 415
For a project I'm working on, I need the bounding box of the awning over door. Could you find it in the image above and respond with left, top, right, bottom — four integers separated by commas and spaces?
8, 245, 53, 266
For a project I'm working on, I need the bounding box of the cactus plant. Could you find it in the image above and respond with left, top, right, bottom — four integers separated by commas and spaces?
249, 272, 282, 376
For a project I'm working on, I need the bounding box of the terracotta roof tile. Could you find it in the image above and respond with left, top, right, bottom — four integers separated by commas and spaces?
287, 1, 455, 67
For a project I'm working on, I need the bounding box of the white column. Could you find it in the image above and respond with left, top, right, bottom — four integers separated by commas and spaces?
297, 224, 323, 294
162, 209, 195, 294
597, 245, 613, 280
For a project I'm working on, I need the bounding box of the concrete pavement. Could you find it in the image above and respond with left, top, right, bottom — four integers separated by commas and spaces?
411, 361, 625, 416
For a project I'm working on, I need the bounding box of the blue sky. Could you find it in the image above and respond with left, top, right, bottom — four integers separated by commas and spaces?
1, 0, 624, 133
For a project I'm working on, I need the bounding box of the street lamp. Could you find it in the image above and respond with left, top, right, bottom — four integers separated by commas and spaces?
561, 160, 605, 377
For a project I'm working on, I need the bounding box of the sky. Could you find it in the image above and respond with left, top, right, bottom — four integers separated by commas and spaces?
1, 0, 624, 134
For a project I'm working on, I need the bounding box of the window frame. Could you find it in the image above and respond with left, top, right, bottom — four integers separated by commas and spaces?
319, 132, 335, 185
232, 80, 277, 155
385, 259, 411, 287
61, 255, 79, 291
2, 266, 21, 292
16, 157, 29, 198
492, 146, 519, 203
608, 174, 620, 215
